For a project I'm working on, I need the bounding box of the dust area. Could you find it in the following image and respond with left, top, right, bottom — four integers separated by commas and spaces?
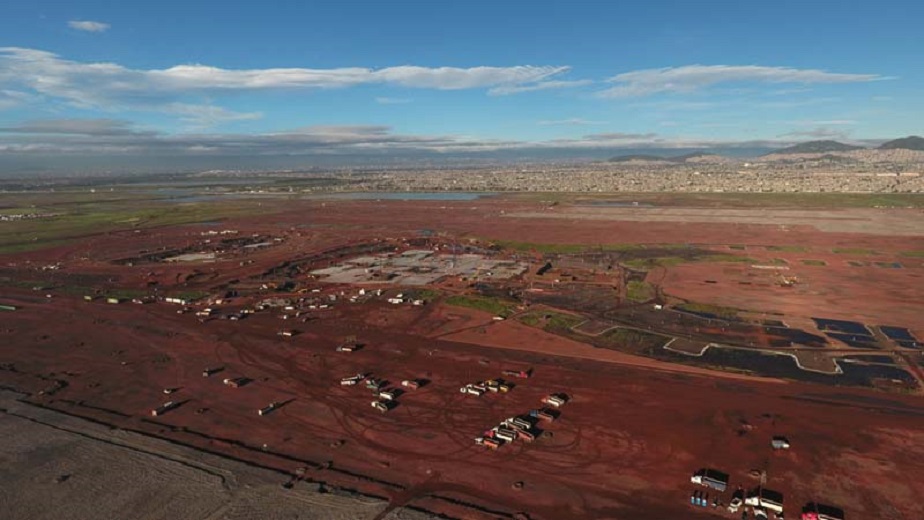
0, 392, 431, 520
505, 207, 924, 236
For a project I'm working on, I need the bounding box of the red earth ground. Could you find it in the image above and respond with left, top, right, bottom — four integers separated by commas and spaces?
2, 196, 923, 519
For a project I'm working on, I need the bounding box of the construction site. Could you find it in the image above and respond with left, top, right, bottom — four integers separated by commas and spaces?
2, 193, 923, 519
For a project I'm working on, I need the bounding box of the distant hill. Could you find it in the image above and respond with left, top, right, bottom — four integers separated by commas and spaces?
607, 154, 670, 162
671, 151, 712, 161
768, 141, 864, 155
879, 136, 924, 151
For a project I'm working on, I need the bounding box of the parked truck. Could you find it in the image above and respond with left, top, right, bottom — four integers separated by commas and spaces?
541, 393, 568, 407
691, 468, 729, 492
744, 488, 784, 514
258, 402, 278, 416
151, 401, 178, 417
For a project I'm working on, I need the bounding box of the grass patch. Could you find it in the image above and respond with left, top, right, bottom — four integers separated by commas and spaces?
0, 195, 275, 255
518, 311, 584, 332
445, 294, 515, 317
622, 256, 686, 269
802, 259, 827, 266
899, 250, 924, 258
675, 302, 740, 320
0, 239, 74, 254
768, 258, 789, 265
707, 254, 755, 263
408, 288, 440, 301
728, 244, 747, 250
874, 261, 903, 269
623, 253, 754, 271
492, 240, 654, 254
766, 245, 808, 252
105, 288, 152, 300
493, 241, 587, 254
165, 290, 210, 302
596, 327, 668, 350
626, 280, 655, 302
832, 247, 878, 255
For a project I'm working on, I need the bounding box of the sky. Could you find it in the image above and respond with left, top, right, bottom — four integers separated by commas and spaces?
0, 0, 922, 171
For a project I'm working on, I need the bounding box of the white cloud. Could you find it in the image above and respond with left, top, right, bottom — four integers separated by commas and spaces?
789, 119, 857, 126
0, 47, 570, 128
538, 118, 607, 126
489, 79, 592, 96
165, 103, 263, 128
0, 118, 155, 136
0, 48, 567, 107
599, 65, 885, 98
777, 127, 853, 140
375, 97, 412, 104
68, 20, 110, 33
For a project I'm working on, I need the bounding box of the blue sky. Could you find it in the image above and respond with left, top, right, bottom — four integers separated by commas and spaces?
0, 0, 921, 164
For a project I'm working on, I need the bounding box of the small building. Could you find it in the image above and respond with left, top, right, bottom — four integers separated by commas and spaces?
0, 304, 19, 312
258, 402, 278, 416
106, 297, 122, 304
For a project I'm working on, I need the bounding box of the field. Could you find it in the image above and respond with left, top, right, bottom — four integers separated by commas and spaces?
2, 189, 923, 519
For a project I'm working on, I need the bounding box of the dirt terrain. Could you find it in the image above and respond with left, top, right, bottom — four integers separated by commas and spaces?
0, 391, 431, 520
2, 195, 923, 519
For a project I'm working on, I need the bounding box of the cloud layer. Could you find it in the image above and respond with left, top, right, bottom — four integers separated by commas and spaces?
600, 65, 884, 97
0, 47, 568, 110
0, 118, 820, 157
67, 20, 110, 33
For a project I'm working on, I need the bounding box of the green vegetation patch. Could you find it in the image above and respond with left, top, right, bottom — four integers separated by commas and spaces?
408, 288, 441, 301
802, 259, 827, 266
899, 250, 924, 258
623, 253, 754, 271
0, 195, 275, 255
622, 256, 685, 269
707, 254, 755, 263
626, 280, 655, 302
596, 327, 668, 350
493, 240, 651, 254
518, 310, 584, 332
445, 294, 515, 317
675, 302, 740, 320
832, 247, 878, 255
728, 244, 747, 250
766, 245, 808, 252
165, 290, 210, 301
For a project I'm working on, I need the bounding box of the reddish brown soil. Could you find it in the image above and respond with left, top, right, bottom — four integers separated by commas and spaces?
2, 197, 924, 519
